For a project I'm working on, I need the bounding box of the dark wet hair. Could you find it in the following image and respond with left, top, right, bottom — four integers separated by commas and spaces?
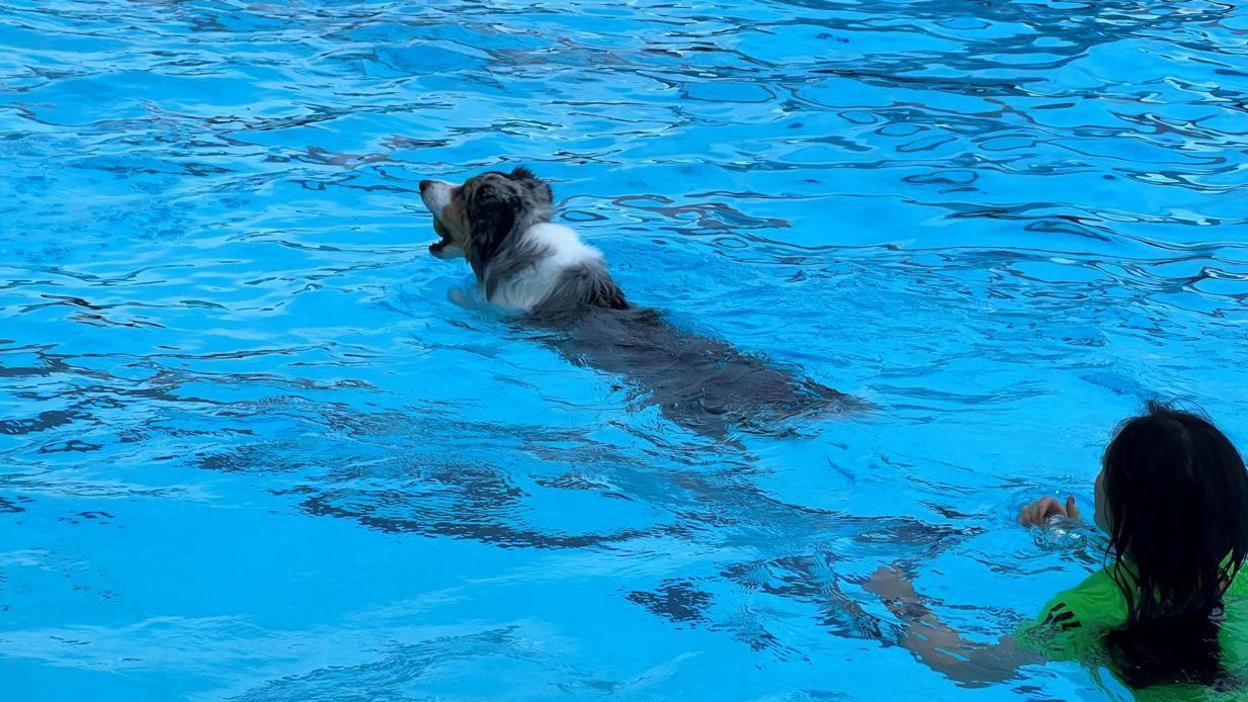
1101, 401, 1248, 688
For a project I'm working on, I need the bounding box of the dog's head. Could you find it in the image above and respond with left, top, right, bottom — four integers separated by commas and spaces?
419, 167, 554, 276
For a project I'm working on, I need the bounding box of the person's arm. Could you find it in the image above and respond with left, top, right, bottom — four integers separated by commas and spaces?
861, 495, 1083, 685
863, 566, 1042, 686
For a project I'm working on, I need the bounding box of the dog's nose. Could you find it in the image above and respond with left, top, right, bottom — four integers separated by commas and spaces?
419, 180, 432, 193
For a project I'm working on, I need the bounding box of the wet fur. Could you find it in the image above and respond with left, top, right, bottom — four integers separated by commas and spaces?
546, 306, 849, 438
419, 167, 850, 437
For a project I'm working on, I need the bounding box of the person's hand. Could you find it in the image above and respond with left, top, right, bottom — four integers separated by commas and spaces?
863, 565, 919, 603
1018, 495, 1080, 527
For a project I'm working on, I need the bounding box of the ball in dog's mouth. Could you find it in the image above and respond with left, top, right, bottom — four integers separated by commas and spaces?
428, 217, 453, 254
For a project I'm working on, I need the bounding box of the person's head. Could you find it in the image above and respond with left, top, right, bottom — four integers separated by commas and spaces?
1096, 401, 1248, 686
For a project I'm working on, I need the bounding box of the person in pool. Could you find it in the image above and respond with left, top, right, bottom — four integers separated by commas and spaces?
865, 402, 1248, 699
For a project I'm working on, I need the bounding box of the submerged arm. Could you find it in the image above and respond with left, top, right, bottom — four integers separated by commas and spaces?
864, 566, 1043, 686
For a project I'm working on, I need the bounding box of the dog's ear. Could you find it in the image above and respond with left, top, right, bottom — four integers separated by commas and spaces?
465, 181, 517, 276
507, 166, 553, 205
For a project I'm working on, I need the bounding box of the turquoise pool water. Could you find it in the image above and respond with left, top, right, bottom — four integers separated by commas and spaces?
2, 1, 1247, 699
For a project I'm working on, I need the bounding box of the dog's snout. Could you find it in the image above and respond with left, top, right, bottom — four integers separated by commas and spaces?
419, 179, 452, 217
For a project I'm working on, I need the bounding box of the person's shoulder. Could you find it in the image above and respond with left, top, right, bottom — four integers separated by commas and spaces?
1040, 568, 1129, 630
1015, 568, 1127, 661
1228, 563, 1248, 599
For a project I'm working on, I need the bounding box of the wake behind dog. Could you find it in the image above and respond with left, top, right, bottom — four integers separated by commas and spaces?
419, 167, 852, 438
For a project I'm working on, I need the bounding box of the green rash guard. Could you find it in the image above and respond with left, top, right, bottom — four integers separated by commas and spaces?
1017, 564, 1248, 701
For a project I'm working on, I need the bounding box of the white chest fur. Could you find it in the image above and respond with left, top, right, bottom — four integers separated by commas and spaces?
487, 223, 604, 312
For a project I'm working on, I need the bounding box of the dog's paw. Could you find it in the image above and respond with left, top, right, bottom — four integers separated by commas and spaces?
448, 287, 473, 308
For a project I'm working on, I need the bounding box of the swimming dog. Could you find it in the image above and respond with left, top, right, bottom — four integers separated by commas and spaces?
420, 167, 626, 318
419, 167, 848, 437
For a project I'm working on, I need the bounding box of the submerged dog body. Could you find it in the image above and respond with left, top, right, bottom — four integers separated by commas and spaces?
419, 167, 848, 436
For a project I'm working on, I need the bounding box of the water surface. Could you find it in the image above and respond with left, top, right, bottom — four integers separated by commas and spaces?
2, 1, 1247, 699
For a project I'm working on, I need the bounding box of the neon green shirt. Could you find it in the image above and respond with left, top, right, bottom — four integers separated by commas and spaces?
1018, 564, 1248, 700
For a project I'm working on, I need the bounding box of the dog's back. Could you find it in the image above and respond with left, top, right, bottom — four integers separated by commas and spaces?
532, 261, 628, 316
500, 226, 847, 439
533, 303, 850, 438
